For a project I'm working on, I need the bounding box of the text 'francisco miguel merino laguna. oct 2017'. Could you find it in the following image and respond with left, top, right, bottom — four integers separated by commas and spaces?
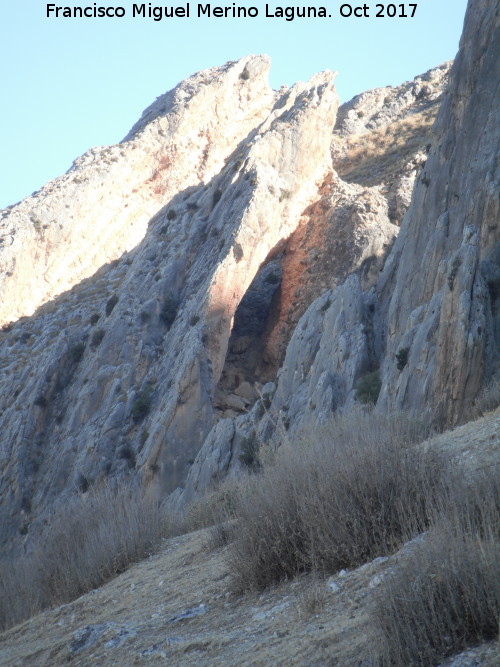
45, 3, 419, 21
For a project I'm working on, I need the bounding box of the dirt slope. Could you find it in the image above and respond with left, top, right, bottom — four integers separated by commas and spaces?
1, 410, 498, 666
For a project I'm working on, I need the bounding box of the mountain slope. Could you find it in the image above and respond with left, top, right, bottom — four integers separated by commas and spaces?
0, 56, 448, 549
0, 0, 498, 558
177, 0, 499, 505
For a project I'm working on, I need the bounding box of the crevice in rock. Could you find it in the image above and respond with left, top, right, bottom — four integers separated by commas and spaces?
214, 255, 283, 420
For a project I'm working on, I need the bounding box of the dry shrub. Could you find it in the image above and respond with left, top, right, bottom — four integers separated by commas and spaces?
228, 411, 443, 591
373, 471, 500, 665
206, 520, 236, 551
0, 483, 178, 631
184, 479, 243, 550
467, 376, 500, 421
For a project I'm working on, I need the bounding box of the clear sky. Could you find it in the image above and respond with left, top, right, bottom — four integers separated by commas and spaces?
1, 0, 468, 210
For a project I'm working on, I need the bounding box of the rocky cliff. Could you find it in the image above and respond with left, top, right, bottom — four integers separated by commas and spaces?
0, 0, 497, 548
175, 0, 499, 507
376, 0, 500, 425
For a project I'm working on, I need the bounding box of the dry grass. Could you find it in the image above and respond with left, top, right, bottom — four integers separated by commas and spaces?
0, 483, 180, 631
334, 108, 437, 186
372, 471, 500, 665
228, 411, 442, 591
0, 475, 246, 632
184, 479, 242, 550
296, 575, 327, 618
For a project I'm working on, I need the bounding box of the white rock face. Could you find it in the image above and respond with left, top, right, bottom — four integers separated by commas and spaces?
0, 56, 339, 550
168, 2, 499, 508
0, 56, 275, 326
375, 0, 500, 425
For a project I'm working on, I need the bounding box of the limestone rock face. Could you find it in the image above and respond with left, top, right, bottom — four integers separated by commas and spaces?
170, 67, 450, 508
376, 0, 500, 426
171, 0, 498, 506
0, 56, 274, 326
262, 173, 398, 374
0, 58, 339, 551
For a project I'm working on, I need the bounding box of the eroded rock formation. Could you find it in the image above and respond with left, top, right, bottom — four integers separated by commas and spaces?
0, 56, 274, 326
1, 0, 496, 545
0, 57, 339, 550
174, 0, 499, 506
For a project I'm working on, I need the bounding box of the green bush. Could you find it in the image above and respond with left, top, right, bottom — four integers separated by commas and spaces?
118, 445, 136, 468
355, 370, 381, 404
69, 342, 85, 363
90, 329, 105, 348
34, 394, 48, 409
132, 386, 153, 422
77, 473, 90, 494
264, 271, 280, 285
396, 347, 409, 371
239, 434, 260, 471
160, 296, 179, 328
233, 243, 244, 262
320, 297, 331, 313
212, 189, 222, 206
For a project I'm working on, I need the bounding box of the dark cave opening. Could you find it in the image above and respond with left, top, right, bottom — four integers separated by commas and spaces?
214, 257, 283, 419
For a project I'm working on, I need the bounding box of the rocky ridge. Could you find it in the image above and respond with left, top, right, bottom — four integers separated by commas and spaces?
0, 56, 275, 326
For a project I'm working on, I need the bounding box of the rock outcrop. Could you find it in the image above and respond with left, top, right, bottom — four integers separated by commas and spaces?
0, 57, 340, 551
1, 0, 496, 546
376, 0, 500, 425
174, 0, 499, 506
0, 56, 275, 326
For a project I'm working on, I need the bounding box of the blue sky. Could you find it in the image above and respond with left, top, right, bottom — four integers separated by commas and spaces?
1, 1, 468, 209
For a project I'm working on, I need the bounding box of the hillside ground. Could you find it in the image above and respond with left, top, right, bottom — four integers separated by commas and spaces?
1, 409, 498, 667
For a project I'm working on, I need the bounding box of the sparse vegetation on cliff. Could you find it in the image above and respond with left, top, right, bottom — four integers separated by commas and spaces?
105, 294, 118, 316
159, 295, 179, 327
131, 385, 153, 422
355, 370, 381, 404
334, 107, 438, 186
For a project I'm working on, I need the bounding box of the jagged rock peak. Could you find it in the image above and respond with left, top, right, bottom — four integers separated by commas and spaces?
173, 0, 499, 506
124, 55, 273, 140
0, 55, 276, 327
